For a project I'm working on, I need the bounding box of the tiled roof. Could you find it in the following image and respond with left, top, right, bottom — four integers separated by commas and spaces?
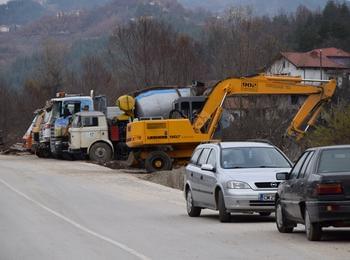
281, 48, 350, 69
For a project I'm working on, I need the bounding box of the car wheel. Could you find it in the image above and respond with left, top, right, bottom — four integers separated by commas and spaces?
186, 189, 201, 217
218, 190, 230, 223
275, 199, 294, 233
145, 151, 172, 173
305, 208, 322, 241
259, 212, 271, 217
89, 142, 112, 164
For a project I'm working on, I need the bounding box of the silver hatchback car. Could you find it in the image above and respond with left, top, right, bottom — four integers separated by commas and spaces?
184, 141, 292, 222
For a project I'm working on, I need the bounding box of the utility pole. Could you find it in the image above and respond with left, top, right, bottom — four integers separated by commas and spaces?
319, 49, 323, 80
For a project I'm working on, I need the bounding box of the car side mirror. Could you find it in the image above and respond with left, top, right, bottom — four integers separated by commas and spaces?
276, 172, 289, 181
201, 164, 215, 172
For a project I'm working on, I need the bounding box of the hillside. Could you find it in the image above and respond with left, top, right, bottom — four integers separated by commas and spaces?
20, 0, 194, 37
178, 0, 333, 14
0, 0, 113, 26
0, 0, 46, 25
46, 0, 111, 11
0, 0, 204, 77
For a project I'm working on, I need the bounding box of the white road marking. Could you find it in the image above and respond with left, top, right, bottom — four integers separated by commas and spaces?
0, 177, 151, 260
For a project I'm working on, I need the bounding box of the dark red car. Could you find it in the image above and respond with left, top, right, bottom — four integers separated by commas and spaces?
275, 145, 350, 241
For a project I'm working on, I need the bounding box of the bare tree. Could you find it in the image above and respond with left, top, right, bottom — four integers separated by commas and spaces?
204, 6, 285, 79
222, 95, 303, 159
109, 18, 202, 90
81, 55, 112, 95
37, 38, 68, 97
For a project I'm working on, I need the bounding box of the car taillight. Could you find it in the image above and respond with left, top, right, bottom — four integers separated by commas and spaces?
316, 183, 343, 195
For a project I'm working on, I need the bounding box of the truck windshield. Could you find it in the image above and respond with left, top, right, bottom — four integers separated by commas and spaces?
52, 102, 62, 120
221, 147, 291, 169
318, 148, 350, 173
61, 102, 81, 117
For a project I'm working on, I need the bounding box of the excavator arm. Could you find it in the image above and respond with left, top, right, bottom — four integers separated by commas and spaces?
193, 74, 336, 140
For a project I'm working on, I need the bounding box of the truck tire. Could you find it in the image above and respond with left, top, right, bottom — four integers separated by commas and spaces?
36, 147, 51, 158
89, 142, 112, 164
144, 151, 172, 173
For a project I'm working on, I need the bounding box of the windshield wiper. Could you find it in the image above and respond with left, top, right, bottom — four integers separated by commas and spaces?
256, 166, 283, 168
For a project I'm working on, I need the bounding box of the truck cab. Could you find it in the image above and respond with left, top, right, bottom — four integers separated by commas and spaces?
69, 111, 113, 163
49, 96, 94, 158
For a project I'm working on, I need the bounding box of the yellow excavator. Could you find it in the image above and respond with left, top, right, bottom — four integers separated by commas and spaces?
126, 74, 336, 172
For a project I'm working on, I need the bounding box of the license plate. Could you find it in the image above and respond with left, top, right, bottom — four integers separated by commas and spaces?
259, 193, 275, 201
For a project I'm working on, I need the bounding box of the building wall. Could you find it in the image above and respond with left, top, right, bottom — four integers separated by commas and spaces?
267, 58, 333, 80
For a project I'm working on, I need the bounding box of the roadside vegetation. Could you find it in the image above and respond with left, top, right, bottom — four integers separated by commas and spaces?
307, 104, 350, 147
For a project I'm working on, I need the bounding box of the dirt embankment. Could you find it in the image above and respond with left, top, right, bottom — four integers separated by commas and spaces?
102, 160, 186, 191
138, 167, 186, 191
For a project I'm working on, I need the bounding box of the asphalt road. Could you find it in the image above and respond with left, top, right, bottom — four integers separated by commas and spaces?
0, 155, 349, 260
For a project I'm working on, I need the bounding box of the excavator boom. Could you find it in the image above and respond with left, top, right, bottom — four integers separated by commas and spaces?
193, 75, 336, 140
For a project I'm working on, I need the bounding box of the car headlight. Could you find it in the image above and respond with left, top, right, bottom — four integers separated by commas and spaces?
227, 181, 251, 189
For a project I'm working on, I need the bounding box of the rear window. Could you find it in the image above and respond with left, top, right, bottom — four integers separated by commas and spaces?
221, 147, 291, 169
318, 148, 350, 173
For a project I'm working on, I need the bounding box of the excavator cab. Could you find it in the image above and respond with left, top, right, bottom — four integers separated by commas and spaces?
171, 96, 206, 122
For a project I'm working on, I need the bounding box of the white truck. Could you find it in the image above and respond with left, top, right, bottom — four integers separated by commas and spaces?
68, 111, 128, 163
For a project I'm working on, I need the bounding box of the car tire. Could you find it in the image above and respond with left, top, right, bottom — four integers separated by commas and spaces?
305, 208, 322, 241
275, 199, 294, 233
89, 142, 112, 164
186, 189, 201, 217
259, 212, 271, 217
145, 151, 172, 173
218, 190, 230, 223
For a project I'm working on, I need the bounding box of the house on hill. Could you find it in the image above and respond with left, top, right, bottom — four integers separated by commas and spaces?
0, 25, 10, 33
267, 47, 350, 86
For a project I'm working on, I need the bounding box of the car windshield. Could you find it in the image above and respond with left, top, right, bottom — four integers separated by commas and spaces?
318, 148, 350, 173
221, 147, 291, 169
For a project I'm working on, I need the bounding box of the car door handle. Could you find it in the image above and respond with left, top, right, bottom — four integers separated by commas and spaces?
200, 175, 203, 180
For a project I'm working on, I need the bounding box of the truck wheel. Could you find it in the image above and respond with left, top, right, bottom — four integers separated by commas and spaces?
144, 151, 172, 173
89, 142, 112, 164
36, 148, 51, 158
52, 153, 63, 159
